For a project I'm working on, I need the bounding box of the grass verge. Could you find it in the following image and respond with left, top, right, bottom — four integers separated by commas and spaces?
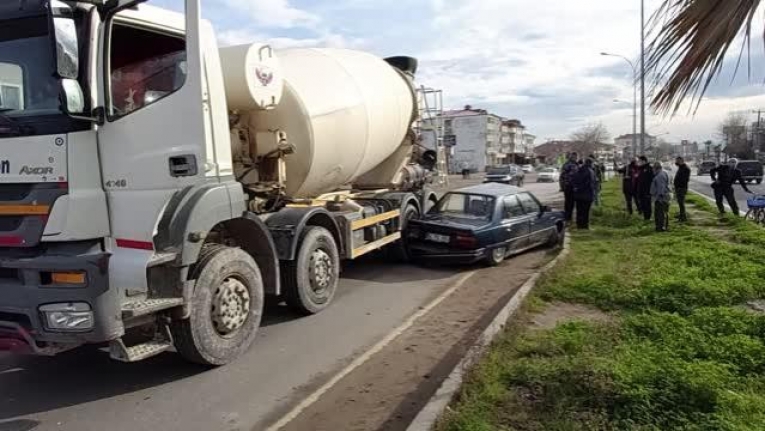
437, 180, 765, 431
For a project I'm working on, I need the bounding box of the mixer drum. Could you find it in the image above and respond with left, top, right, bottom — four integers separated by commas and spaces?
247, 48, 417, 198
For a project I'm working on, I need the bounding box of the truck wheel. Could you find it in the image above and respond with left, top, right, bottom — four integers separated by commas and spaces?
758, 179, 763, 185
389, 203, 419, 262
282, 226, 340, 315
171, 246, 264, 366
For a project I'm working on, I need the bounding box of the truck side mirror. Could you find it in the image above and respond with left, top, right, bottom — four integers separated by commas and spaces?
49, 1, 79, 80
61, 79, 85, 114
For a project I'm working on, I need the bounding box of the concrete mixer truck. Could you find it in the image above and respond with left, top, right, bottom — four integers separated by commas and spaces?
0, 0, 440, 365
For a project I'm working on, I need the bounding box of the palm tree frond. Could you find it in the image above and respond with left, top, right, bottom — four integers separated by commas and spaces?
647, 0, 762, 114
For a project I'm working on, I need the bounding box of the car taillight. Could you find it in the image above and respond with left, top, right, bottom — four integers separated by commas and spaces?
451, 232, 477, 249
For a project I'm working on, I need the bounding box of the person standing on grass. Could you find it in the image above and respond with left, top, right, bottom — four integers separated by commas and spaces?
674, 156, 691, 222
589, 155, 603, 206
571, 158, 597, 229
561, 152, 579, 223
636, 156, 654, 221
710, 162, 751, 216
618, 158, 640, 215
651, 162, 671, 232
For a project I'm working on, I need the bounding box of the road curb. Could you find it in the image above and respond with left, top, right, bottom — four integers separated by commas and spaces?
405, 233, 572, 431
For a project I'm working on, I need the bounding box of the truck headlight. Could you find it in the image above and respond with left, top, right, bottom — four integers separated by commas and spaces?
39, 303, 94, 331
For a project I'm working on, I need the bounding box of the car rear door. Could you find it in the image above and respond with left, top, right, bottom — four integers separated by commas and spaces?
500, 195, 530, 251
517, 192, 550, 246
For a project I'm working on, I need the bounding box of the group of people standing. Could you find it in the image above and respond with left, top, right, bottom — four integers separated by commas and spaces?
619, 156, 691, 232
560, 152, 604, 230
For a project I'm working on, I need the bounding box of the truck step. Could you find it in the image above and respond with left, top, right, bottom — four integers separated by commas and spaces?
109, 339, 173, 362
147, 251, 178, 267
109, 325, 174, 362
122, 298, 184, 319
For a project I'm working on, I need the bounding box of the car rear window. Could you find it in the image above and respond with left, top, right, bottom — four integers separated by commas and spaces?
487, 167, 515, 175
435, 193, 495, 221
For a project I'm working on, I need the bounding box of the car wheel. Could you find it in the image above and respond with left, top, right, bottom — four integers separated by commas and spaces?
547, 223, 566, 248
171, 245, 264, 366
485, 246, 506, 267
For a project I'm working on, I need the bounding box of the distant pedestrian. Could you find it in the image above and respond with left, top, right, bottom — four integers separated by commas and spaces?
560, 152, 579, 222
459, 161, 470, 179
710, 162, 751, 215
674, 156, 691, 222
618, 157, 640, 215
636, 156, 654, 221
571, 158, 597, 229
651, 162, 671, 232
589, 155, 603, 206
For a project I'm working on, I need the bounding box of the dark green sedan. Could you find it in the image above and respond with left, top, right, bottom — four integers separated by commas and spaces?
405, 183, 565, 266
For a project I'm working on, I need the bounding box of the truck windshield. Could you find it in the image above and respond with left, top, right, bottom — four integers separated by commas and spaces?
0, 14, 88, 137
0, 16, 60, 115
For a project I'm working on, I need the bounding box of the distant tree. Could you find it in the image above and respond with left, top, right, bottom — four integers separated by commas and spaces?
570, 123, 611, 157
718, 113, 752, 159
653, 139, 674, 160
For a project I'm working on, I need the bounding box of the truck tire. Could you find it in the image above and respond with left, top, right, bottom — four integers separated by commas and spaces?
388, 203, 419, 262
282, 226, 340, 315
171, 246, 264, 366
758, 178, 763, 185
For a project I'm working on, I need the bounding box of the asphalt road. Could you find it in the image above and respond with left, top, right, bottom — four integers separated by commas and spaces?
0, 180, 560, 431
687, 170, 763, 214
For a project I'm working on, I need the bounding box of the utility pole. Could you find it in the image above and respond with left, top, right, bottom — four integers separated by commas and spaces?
640, 0, 646, 156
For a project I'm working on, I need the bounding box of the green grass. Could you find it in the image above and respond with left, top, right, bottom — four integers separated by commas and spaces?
437, 180, 765, 431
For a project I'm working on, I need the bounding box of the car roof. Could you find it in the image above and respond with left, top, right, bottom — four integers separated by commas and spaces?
452, 183, 523, 197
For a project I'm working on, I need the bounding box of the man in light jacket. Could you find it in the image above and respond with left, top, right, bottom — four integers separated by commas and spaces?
650, 162, 671, 232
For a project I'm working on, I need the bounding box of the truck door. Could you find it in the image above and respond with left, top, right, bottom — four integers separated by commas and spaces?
96, 1, 209, 289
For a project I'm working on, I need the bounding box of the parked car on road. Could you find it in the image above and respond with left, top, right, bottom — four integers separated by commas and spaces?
537, 167, 560, 182
735, 160, 763, 184
697, 161, 716, 176
405, 183, 565, 266
484, 165, 525, 187
521, 164, 534, 173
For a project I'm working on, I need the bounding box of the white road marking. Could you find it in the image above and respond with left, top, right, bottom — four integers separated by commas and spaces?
264, 270, 478, 431
0, 367, 23, 375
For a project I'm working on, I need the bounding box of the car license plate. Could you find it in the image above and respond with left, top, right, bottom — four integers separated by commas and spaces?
426, 233, 450, 243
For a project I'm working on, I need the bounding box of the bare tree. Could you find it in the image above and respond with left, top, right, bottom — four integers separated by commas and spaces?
570, 123, 611, 157
718, 112, 752, 158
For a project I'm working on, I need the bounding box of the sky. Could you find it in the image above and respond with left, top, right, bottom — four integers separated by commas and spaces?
153, 0, 765, 145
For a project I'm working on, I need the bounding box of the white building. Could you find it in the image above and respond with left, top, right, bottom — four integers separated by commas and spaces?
421, 106, 535, 172
614, 133, 657, 158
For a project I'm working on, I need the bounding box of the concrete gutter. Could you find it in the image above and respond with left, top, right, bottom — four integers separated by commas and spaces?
405, 233, 572, 431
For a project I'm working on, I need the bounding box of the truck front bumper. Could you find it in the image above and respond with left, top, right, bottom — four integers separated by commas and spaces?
0, 251, 122, 355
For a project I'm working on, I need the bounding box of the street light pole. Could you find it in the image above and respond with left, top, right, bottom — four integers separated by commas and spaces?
640, 0, 646, 155
601, 52, 637, 159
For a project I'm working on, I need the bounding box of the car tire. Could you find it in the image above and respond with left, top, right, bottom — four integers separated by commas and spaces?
547, 223, 565, 248
282, 226, 340, 315
171, 245, 264, 366
485, 246, 506, 267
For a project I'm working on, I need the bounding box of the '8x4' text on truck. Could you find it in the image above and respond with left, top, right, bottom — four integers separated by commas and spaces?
0, 0, 438, 365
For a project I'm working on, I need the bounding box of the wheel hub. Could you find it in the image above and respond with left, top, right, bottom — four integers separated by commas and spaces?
493, 248, 505, 260
211, 277, 251, 335
310, 249, 333, 292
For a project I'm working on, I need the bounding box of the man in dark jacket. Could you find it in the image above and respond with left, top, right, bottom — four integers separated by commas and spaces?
618, 157, 640, 214
710, 162, 751, 215
560, 152, 579, 222
636, 156, 654, 221
674, 156, 691, 222
571, 158, 597, 229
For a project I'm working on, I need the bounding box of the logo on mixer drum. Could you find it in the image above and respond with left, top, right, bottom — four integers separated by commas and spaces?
255, 67, 274, 86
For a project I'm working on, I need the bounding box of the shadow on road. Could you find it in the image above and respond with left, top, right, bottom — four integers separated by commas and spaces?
0, 419, 40, 431
0, 346, 206, 421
